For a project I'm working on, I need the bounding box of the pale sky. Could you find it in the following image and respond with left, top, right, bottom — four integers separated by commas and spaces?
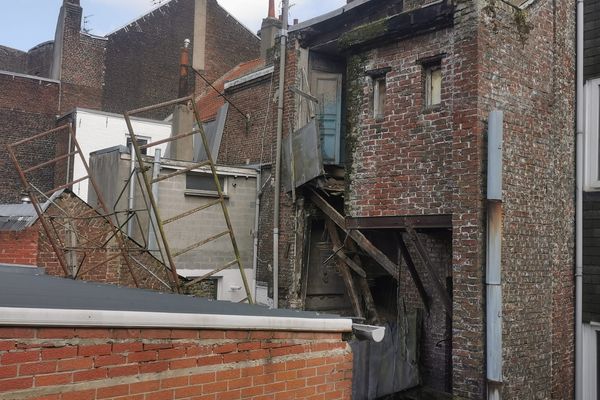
0, 0, 346, 52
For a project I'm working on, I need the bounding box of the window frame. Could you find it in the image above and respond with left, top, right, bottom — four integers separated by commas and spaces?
126, 135, 150, 156
586, 78, 600, 190
184, 171, 228, 198
424, 63, 442, 108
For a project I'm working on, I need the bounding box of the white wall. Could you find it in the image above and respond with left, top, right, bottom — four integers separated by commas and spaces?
72, 109, 171, 201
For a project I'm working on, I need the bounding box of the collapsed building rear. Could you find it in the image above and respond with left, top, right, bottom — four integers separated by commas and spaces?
210, 0, 576, 398
0, 0, 581, 398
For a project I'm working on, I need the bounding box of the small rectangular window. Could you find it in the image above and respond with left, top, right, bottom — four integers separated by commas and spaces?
374, 77, 387, 119
127, 137, 149, 155
185, 172, 226, 197
425, 63, 442, 107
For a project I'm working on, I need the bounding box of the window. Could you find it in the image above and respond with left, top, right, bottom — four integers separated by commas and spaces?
126, 137, 149, 155
185, 172, 226, 197
373, 77, 387, 119
366, 67, 391, 121
586, 78, 600, 190
424, 62, 442, 107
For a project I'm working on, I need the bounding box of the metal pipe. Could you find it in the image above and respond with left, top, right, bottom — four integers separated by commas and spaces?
252, 169, 262, 299
127, 146, 136, 238
486, 110, 503, 400
576, 0, 584, 398
273, 0, 289, 309
147, 149, 161, 252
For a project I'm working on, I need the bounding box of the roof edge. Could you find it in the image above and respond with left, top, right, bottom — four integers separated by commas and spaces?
0, 307, 353, 332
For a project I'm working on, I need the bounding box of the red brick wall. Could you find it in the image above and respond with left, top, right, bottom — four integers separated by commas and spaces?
0, 327, 352, 399
0, 229, 39, 266
0, 73, 60, 203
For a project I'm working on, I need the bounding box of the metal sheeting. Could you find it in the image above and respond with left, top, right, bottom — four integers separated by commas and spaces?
282, 120, 325, 192
350, 318, 420, 399
0, 190, 63, 231
195, 103, 228, 162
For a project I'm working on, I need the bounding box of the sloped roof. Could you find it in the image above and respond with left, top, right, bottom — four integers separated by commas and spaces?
196, 58, 265, 122
0, 190, 64, 231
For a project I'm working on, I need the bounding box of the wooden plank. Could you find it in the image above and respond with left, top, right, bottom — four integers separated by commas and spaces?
405, 226, 452, 313
325, 219, 363, 318
346, 215, 452, 230
310, 189, 398, 279
333, 246, 367, 278
345, 240, 380, 325
396, 233, 431, 313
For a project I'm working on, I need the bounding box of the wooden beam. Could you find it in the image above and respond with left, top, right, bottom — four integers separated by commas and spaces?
325, 219, 363, 318
346, 215, 452, 230
396, 233, 431, 313
345, 240, 380, 325
405, 226, 452, 313
310, 189, 398, 279
333, 246, 367, 278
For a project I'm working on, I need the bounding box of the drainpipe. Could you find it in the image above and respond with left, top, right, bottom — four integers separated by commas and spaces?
486, 110, 504, 400
147, 149, 162, 252
576, 0, 584, 398
252, 168, 262, 298
273, 0, 289, 309
127, 148, 136, 237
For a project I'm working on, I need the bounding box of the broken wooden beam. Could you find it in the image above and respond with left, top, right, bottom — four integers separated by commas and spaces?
325, 219, 363, 318
309, 189, 398, 279
405, 226, 452, 313
396, 233, 432, 313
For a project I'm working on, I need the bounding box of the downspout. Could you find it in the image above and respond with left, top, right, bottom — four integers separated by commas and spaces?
576, 0, 584, 398
487, 110, 503, 400
147, 149, 162, 252
273, 0, 289, 309
127, 148, 136, 237
252, 168, 262, 297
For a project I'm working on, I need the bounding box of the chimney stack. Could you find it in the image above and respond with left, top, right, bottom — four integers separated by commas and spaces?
170, 39, 195, 162
260, 0, 282, 60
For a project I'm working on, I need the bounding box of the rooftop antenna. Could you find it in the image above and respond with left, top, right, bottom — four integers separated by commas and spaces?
152, 0, 167, 6
83, 14, 94, 34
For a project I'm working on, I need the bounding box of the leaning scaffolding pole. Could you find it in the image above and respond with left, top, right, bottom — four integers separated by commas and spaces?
124, 95, 254, 303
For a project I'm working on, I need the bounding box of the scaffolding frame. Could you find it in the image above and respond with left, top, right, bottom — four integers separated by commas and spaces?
124, 95, 254, 303
4, 124, 166, 289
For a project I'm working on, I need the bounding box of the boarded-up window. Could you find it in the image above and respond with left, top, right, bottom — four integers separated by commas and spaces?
374, 77, 387, 119
425, 64, 442, 107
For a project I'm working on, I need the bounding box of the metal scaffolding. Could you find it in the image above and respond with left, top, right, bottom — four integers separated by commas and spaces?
4, 124, 164, 289
124, 95, 254, 303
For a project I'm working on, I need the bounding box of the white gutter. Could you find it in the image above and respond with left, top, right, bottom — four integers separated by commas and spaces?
576, 0, 584, 399
0, 307, 353, 332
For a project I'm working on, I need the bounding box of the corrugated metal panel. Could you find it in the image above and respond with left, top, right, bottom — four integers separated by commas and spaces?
0, 189, 64, 231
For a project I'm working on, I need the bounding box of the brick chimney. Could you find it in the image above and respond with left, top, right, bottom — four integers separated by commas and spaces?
50, 0, 83, 80
260, 0, 282, 60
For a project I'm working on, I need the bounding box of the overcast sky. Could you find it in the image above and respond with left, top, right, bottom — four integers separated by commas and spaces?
0, 0, 345, 51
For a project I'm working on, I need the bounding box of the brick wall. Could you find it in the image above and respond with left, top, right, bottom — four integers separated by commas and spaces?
0, 46, 26, 73
201, 0, 261, 91
102, 0, 195, 119
25, 42, 55, 78
0, 73, 60, 203
0, 229, 39, 266
478, 1, 576, 398
0, 327, 352, 399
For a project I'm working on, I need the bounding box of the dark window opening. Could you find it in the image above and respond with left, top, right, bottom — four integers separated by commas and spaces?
127, 137, 148, 155
185, 172, 226, 196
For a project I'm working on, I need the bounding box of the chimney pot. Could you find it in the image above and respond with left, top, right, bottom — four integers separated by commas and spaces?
293, 18, 298, 25
268, 0, 276, 18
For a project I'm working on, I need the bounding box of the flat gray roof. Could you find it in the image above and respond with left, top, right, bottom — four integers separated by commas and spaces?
0, 266, 338, 320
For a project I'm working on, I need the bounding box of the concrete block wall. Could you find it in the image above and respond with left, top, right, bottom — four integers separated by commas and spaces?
0, 327, 352, 399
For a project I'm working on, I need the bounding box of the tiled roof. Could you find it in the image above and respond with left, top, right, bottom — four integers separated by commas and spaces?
196, 58, 265, 122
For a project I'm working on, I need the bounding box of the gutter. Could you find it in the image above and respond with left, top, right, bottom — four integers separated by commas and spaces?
576, 0, 584, 398
0, 307, 353, 333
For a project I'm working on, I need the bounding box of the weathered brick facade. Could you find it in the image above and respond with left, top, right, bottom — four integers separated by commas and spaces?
0, 327, 352, 399
215, 0, 576, 397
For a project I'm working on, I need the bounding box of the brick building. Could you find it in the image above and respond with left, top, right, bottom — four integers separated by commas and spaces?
0, 0, 260, 202
212, 0, 577, 398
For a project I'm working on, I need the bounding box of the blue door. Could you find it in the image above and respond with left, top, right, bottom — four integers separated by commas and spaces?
313, 72, 342, 164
